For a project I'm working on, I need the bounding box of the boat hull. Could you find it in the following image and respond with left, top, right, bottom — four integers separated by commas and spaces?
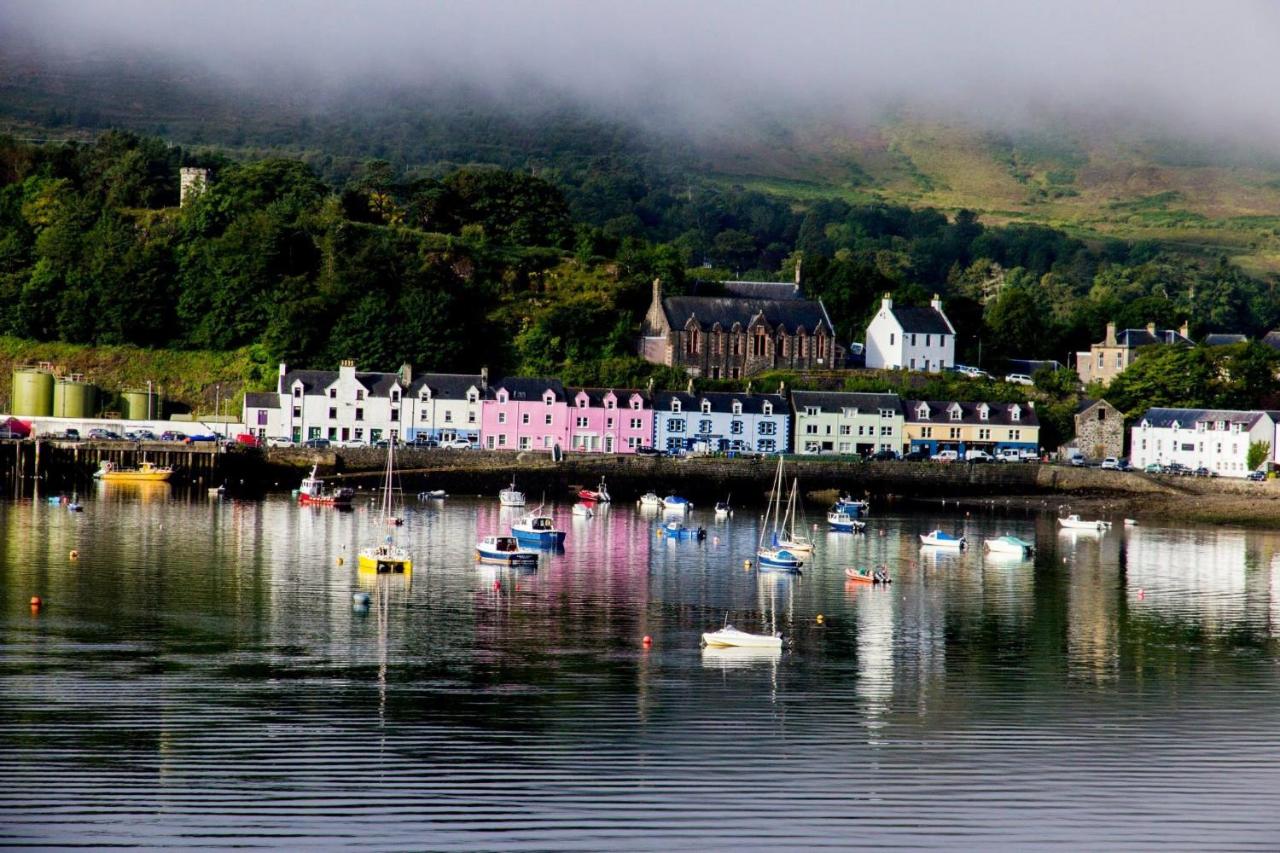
476, 549, 539, 566
920, 534, 965, 549
984, 537, 1034, 556
512, 529, 567, 548
299, 491, 353, 507
96, 471, 173, 482
828, 517, 865, 533
756, 549, 803, 571
357, 551, 412, 574
701, 628, 783, 650
1058, 518, 1107, 530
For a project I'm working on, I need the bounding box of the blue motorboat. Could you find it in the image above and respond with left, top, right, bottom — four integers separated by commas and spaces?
511, 513, 567, 548
827, 509, 865, 533
476, 535, 539, 566
660, 521, 707, 541
756, 548, 804, 571
662, 494, 693, 511
834, 494, 869, 518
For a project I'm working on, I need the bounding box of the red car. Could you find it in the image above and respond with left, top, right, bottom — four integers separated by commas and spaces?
234, 433, 261, 448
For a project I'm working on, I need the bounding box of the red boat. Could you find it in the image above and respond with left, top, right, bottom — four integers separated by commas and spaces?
297, 465, 354, 507
577, 478, 611, 503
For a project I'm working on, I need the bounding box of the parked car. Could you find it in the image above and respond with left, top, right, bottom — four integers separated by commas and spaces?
1115, 458, 1132, 471
159, 431, 187, 442
87, 428, 114, 440
410, 436, 440, 448
266, 436, 294, 448
1165, 462, 1191, 476
1192, 466, 1216, 478
902, 448, 930, 461
185, 434, 218, 443
1144, 462, 1163, 474
931, 449, 959, 463
994, 448, 1022, 463
63, 428, 81, 441
868, 449, 899, 461
444, 438, 473, 449
966, 449, 993, 463
1248, 470, 1266, 482
371, 439, 389, 449
1100, 457, 1120, 470
1067, 452, 1086, 467
1004, 373, 1034, 386
636, 446, 664, 457
303, 438, 331, 448
233, 433, 261, 448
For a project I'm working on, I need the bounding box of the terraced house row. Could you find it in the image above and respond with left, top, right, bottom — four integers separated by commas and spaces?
242, 361, 1039, 457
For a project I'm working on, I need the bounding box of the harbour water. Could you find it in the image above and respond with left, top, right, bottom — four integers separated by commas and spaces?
4, 486, 1280, 848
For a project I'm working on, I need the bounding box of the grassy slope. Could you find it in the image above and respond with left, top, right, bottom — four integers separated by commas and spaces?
703, 120, 1280, 275
0, 338, 272, 417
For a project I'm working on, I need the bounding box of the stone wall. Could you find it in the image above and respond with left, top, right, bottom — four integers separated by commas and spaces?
1074, 401, 1125, 459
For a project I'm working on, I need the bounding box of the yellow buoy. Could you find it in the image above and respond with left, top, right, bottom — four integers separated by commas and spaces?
816, 614, 825, 625
69, 550, 79, 561
337, 557, 344, 566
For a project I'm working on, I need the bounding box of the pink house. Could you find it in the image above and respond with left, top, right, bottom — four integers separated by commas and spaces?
567, 388, 654, 453
481, 377, 570, 452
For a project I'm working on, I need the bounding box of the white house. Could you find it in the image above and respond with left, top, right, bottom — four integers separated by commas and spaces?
242, 361, 485, 445
864, 293, 956, 372
1130, 407, 1280, 477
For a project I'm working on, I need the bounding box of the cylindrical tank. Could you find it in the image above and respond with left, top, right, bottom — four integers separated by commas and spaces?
12, 367, 54, 416
53, 377, 97, 418
121, 389, 161, 420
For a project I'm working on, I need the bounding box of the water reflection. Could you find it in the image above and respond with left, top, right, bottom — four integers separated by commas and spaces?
4, 493, 1280, 847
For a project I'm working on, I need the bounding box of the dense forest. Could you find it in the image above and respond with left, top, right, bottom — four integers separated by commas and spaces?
3, 129, 1280, 429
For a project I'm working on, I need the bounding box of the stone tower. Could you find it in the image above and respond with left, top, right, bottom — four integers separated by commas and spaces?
179, 167, 210, 206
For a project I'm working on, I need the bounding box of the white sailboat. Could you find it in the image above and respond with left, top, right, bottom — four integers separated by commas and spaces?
358, 440, 412, 574
756, 456, 804, 571
774, 478, 814, 553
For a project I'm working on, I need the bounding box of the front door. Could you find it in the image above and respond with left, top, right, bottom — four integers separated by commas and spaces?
341, 427, 350, 441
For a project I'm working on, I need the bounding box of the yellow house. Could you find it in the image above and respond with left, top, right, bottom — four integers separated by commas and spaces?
903, 400, 1039, 458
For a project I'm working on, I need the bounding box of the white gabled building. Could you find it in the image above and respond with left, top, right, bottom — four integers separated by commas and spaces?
864, 293, 956, 373
1130, 407, 1280, 477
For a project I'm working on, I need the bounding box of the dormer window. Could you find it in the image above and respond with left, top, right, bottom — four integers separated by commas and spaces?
804, 406, 819, 416
420, 393, 428, 404
544, 393, 554, 406
978, 404, 989, 421
1011, 407, 1021, 422
949, 408, 961, 422
630, 397, 641, 410
577, 397, 587, 408
917, 405, 929, 420
293, 386, 302, 398
467, 391, 478, 403
672, 400, 682, 413
497, 391, 509, 404
762, 402, 773, 416
391, 390, 400, 403
701, 400, 711, 414
732, 402, 743, 415
605, 398, 616, 410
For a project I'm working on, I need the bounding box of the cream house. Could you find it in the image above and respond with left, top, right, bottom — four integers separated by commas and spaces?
791, 391, 903, 455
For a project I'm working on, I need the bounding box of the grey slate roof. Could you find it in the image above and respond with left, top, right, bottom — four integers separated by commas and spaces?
245, 392, 279, 409
489, 377, 567, 401
409, 373, 484, 400
661, 296, 832, 333
1262, 331, 1280, 350
1138, 407, 1268, 429
1114, 328, 1192, 347
281, 368, 403, 398
905, 399, 1039, 427
652, 390, 786, 415
1202, 333, 1248, 346
568, 387, 648, 406
891, 306, 952, 335
791, 390, 903, 413
719, 280, 803, 300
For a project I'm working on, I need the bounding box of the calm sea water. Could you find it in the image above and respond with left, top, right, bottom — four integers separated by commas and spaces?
4, 483, 1280, 849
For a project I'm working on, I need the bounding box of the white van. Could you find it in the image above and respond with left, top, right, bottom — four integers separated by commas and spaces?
995, 448, 1022, 463
931, 449, 959, 463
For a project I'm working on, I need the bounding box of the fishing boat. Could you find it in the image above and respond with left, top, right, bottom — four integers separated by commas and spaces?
357, 443, 411, 574
499, 479, 526, 507
577, 478, 611, 503
93, 460, 173, 483
571, 502, 594, 518
714, 495, 732, 519
512, 510, 567, 548
662, 494, 693, 511
827, 508, 866, 533
756, 456, 805, 572
418, 489, 447, 500
701, 625, 783, 650
984, 535, 1035, 557
845, 566, 891, 584
1058, 514, 1111, 531
637, 492, 664, 507
920, 529, 966, 549
475, 535, 539, 566
834, 493, 870, 518
659, 520, 706, 540
297, 465, 354, 506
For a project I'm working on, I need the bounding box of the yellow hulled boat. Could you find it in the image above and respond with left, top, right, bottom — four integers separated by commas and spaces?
93, 460, 174, 482
357, 540, 413, 575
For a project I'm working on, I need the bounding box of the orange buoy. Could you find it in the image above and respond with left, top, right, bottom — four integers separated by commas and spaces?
642, 635, 652, 647
493, 579, 501, 591
30, 596, 42, 607
69, 550, 79, 560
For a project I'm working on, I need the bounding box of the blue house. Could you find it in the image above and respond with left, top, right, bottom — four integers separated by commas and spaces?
652, 390, 789, 454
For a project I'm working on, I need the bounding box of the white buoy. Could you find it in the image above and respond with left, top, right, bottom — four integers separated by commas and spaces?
352, 592, 371, 606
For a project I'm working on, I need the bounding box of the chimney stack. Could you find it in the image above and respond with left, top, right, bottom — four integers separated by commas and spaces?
480, 366, 489, 391
686, 377, 694, 394
1105, 322, 1117, 346
930, 293, 943, 312
1146, 322, 1156, 336
794, 257, 803, 288
398, 362, 413, 385
1179, 320, 1190, 339
652, 277, 662, 307
882, 292, 893, 311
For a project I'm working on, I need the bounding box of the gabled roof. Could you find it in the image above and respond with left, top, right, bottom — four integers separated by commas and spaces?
1074, 397, 1119, 415
718, 280, 803, 301
245, 392, 280, 409
890, 306, 952, 335
355, 372, 402, 398
904, 399, 1039, 427
489, 377, 566, 401
651, 390, 786, 415
1114, 328, 1192, 347
1202, 333, 1248, 347
661, 296, 832, 334
1138, 407, 1269, 429
791, 390, 903, 413
281, 367, 402, 398
568, 387, 648, 407
409, 373, 484, 400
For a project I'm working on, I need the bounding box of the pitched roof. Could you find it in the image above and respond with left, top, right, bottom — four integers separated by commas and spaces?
489, 377, 566, 401
890, 306, 952, 335
1262, 331, 1280, 350
1138, 407, 1269, 429
791, 390, 903, 413
651, 390, 786, 415
719, 280, 803, 300
281, 367, 403, 398
904, 399, 1039, 427
1114, 328, 1192, 347
1202, 333, 1248, 346
568, 387, 648, 406
244, 391, 279, 409
661, 296, 832, 333
409, 373, 484, 400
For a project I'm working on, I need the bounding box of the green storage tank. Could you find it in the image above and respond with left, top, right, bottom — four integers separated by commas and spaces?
121, 389, 160, 420
53, 376, 97, 418
12, 367, 54, 416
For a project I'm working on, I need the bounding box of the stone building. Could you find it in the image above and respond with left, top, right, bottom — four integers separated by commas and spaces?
179, 167, 210, 206
1075, 321, 1191, 386
639, 275, 842, 379
1072, 398, 1124, 460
